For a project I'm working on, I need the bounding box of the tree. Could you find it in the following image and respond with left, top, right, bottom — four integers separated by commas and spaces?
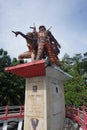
60, 53, 73, 72
64, 70, 86, 106
0, 48, 25, 105
61, 53, 87, 106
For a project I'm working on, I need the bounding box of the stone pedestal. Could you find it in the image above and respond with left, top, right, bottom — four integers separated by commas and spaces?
5, 60, 72, 130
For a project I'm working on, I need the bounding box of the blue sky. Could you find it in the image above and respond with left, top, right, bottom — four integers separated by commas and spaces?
0, 0, 87, 60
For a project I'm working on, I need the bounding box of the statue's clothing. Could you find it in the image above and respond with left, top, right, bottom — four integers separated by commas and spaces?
14, 28, 61, 66
47, 30, 61, 54
18, 32, 38, 62
36, 30, 60, 66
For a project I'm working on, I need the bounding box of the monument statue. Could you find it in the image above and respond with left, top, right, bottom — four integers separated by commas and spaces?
12, 28, 38, 63
5, 25, 72, 130
12, 25, 61, 66
36, 25, 61, 66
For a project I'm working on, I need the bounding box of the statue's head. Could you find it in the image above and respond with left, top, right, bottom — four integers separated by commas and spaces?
39, 25, 46, 31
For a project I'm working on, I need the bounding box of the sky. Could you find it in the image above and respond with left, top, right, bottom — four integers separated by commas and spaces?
0, 0, 87, 60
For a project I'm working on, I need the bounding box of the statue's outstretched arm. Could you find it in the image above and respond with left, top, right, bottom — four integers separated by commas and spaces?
12, 31, 27, 39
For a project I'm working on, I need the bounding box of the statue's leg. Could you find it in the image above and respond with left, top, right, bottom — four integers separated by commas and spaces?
18, 51, 31, 63
36, 42, 45, 60
31, 51, 36, 61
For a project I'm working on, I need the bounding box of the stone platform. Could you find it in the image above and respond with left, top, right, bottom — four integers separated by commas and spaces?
5, 60, 72, 130
5, 60, 45, 78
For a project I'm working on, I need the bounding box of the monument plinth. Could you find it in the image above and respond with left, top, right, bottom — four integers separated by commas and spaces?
5, 60, 45, 78
5, 60, 72, 130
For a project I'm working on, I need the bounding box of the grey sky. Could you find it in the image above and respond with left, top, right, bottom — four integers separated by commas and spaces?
0, 0, 87, 59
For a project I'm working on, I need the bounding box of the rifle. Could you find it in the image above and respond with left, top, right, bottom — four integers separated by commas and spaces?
47, 26, 52, 31
30, 24, 36, 33
12, 31, 18, 37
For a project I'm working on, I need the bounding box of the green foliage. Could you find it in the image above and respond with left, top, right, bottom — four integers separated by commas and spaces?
61, 52, 87, 106
0, 48, 25, 106
64, 71, 86, 106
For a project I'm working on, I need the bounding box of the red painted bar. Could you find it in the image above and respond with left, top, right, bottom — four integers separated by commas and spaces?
5, 60, 46, 78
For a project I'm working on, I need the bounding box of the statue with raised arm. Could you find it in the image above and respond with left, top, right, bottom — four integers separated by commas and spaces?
12, 25, 61, 67
12, 27, 38, 63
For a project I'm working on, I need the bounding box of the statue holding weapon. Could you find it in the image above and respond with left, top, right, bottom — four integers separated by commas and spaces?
12, 25, 61, 67
12, 26, 38, 63
36, 25, 61, 66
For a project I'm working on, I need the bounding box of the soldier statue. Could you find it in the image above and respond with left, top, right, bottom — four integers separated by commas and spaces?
12, 25, 61, 66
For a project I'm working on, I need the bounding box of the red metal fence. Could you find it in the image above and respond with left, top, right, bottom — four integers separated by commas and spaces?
0, 105, 87, 130
0, 105, 24, 120
66, 105, 87, 130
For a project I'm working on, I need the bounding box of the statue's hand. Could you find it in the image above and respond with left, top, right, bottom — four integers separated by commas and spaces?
12, 31, 20, 37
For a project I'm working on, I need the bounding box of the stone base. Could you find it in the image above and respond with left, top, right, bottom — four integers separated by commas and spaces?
5, 60, 72, 130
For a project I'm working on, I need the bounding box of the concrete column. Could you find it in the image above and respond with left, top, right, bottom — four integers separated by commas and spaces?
24, 67, 72, 130
5, 60, 72, 130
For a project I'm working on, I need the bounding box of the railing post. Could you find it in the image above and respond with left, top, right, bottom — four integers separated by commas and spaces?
70, 105, 74, 116
20, 105, 22, 118
65, 105, 68, 115
82, 105, 86, 113
77, 108, 81, 123
82, 125, 87, 130
83, 111, 87, 130
5, 105, 8, 120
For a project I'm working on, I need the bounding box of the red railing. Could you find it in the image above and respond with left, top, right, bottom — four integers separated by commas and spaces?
0, 105, 24, 120
66, 105, 87, 130
0, 105, 87, 129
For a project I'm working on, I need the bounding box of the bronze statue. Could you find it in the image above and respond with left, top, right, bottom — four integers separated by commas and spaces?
36, 25, 61, 66
12, 25, 61, 66
12, 29, 38, 63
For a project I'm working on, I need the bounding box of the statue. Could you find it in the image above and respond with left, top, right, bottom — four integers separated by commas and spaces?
12, 27, 38, 63
12, 25, 61, 66
36, 25, 61, 66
